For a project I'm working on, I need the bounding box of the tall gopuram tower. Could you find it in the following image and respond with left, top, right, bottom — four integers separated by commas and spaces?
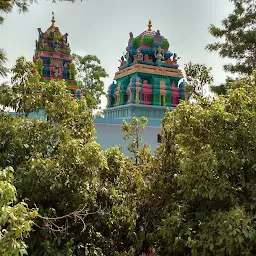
105, 20, 187, 120
33, 13, 82, 99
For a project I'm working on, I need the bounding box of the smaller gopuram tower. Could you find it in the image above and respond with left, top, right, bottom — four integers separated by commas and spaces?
33, 12, 82, 99
105, 20, 187, 119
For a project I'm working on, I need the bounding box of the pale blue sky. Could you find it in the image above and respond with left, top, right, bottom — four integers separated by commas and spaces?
0, 0, 234, 108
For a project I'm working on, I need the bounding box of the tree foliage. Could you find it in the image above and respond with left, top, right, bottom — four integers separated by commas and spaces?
0, 58, 143, 255
210, 76, 235, 96
93, 109, 104, 118
8, 56, 43, 116
206, 0, 256, 75
121, 116, 150, 164
0, 166, 37, 256
0, 48, 8, 78
184, 62, 214, 99
0, 0, 34, 25
141, 70, 256, 255
73, 54, 108, 110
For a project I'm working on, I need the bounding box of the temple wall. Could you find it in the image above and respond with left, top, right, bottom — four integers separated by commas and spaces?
9, 112, 162, 155
94, 118, 161, 154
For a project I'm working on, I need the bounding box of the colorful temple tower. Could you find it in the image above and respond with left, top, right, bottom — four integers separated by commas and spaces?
33, 13, 82, 99
105, 20, 187, 119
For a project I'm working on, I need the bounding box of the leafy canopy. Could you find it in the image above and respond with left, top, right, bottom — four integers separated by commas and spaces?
206, 0, 256, 75
121, 116, 149, 164
0, 57, 144, 255
73, 54, 108, 110
0, 166, 37, 256
184, 62, 214, 99
10, 56, 43, 116
142, 70, 256, 256
210, 76, 235, 96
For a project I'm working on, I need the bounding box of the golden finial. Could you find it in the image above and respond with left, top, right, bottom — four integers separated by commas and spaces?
148, 20, 152, 31
51, 12, 55, 26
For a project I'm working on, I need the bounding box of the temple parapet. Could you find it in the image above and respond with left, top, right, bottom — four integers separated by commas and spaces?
114, 64, 183, 80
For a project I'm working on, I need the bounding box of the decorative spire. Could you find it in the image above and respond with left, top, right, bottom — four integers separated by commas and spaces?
51, 12, 55, 26
148, 20, 152, 31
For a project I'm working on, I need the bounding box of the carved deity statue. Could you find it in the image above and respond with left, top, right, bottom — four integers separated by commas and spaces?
125, 47, 130, 64
37, 28, 44, 38
144, 54, 152, 62
119, 56, 126, 68
136, 48, 143, 61
53, 67, 59, 77
128, 32, 133, 46
154, 46, 165, 66
61, 33, 68, 44
35, 40, 39, 49
164, 53, 180, 66
63, 42, 70, 52
165, 58, 173, 65
53, 27, 61, 39
172, 53, 180, 64
134, 48, 143, 63
53, 40, 61, 50
40, 39, 48, 50
153, 29, 163, 44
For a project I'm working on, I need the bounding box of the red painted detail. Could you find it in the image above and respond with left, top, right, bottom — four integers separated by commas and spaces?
138, 44, 151, 48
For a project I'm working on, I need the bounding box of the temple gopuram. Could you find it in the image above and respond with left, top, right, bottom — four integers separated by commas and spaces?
10, 17, 188, 153
105, 20, 187, 120
33, 13, 82, 99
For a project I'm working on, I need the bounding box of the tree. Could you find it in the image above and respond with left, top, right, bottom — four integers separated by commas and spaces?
206, 0, 256, 76
0, 71, 142, 255
0, 166, 37, 256
93, 108, 104, 118
0, 0, 33, 25
121, 116, 149, 164
142, 70, 256, 255
73, 54, 108, 110
210, 76, 234, 95
184, 62, 214, 99
9, 56, 42, 116
0, 57, 43, 115
0, 48, 8, 78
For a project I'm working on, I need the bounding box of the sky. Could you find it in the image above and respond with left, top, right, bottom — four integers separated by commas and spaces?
0, 0, 234, 108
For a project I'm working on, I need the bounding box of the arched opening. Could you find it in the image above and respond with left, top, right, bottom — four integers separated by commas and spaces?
160, 95, 165, 106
